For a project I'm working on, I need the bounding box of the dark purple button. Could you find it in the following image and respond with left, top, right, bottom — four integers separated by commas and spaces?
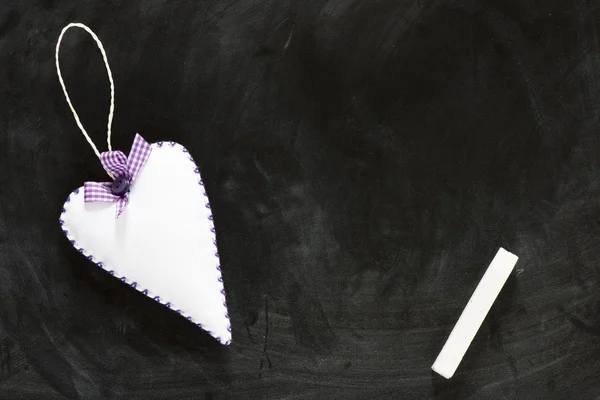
111, 176, 130, 196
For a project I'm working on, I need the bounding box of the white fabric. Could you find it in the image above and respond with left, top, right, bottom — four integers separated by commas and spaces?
61, 142, 231, 345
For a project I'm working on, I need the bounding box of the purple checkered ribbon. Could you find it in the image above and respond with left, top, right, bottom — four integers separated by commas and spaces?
84, 134, 152, 217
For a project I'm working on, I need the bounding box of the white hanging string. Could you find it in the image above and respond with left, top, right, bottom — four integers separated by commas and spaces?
56, 22, 116, 178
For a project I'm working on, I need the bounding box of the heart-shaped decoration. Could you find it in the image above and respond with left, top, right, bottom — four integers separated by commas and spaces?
60, 140, 231, 345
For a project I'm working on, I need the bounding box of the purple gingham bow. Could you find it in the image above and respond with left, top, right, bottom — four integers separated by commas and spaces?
84, 134, 152, 217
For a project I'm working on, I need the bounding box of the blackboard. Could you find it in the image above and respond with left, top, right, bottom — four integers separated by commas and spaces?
2, 1, 600, 399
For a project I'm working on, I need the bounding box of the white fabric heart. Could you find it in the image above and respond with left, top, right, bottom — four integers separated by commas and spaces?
60, 141, 231, 345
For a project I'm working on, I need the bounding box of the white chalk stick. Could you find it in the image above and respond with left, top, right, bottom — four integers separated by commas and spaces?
431, 248, 518, 379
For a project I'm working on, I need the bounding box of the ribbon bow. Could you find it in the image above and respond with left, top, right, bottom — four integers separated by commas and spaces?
84, 134, 152, 217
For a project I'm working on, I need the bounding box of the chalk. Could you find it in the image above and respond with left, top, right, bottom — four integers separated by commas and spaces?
431, 247, 518, 379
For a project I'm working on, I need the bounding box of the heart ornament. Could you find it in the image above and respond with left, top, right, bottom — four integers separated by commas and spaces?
56, 23, 231, 345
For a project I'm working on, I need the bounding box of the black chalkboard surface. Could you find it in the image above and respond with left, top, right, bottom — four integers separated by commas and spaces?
2, 1, 600, 399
